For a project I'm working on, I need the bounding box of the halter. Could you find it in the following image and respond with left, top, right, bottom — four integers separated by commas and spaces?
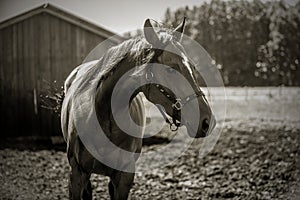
144, 48, 205, 131
153, 83, 204, 131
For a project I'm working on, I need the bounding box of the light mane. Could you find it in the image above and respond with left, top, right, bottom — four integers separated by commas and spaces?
74, 29, 195, 94
92, 30, 176, 81
96, 37, 152, 81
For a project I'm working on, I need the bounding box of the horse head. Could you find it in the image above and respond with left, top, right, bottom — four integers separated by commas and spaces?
140, 18, 216, 138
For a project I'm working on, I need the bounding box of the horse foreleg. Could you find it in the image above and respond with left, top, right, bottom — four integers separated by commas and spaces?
109, 170, 135, 200
82, 179, 92, 200
108, 180, 115, 198
69, 158, 92, 200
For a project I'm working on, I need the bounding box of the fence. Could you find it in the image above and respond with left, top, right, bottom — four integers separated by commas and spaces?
201, 87, 300, 101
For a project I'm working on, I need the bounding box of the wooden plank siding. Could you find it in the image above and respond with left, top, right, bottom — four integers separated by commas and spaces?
0, 6, 121, 137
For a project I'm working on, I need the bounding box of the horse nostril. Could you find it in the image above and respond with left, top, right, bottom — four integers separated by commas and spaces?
202, 119, 209, 132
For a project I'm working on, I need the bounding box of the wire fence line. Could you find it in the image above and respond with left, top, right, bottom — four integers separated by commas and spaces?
202, 87, 300, 101
140, 87, 299, 122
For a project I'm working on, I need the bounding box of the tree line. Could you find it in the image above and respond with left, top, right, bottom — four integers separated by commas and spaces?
163, 0, 300, 86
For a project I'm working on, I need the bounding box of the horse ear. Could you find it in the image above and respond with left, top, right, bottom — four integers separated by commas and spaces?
143, 19, 160, 46
173, 17, 186, 42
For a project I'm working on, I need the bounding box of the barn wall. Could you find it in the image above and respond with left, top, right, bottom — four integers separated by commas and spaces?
0, 12, 113, 137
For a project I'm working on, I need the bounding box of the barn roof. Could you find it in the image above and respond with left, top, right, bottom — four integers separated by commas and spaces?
0, 3, 123, 43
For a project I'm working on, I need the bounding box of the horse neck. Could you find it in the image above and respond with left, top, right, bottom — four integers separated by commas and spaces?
94, 58, 146, 129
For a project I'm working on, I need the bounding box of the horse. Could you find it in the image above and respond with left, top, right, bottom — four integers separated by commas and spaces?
61, 18, 216, 200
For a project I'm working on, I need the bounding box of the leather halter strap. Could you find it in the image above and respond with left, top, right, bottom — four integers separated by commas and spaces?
144, 48, 205, 131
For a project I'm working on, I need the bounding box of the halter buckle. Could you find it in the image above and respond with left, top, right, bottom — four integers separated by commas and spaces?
170, 123, 179, 131
172, 98, 183, 110
145, 72, 154, 81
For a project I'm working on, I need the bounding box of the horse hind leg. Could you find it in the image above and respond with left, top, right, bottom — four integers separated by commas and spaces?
69, 157, 92, 200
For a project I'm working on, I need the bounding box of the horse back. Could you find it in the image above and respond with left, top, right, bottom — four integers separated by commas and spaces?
61, 60, 99, 142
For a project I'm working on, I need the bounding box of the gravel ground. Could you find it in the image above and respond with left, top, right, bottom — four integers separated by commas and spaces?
0, 119, 299, 200
1, 93, 300, 200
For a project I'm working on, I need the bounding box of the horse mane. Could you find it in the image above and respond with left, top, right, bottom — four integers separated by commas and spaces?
96, 28, 177, 81
74, 29, 178, 95
96, 37, 152, 81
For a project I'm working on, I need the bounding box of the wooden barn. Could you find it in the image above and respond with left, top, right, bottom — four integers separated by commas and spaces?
0, 3, 123, 137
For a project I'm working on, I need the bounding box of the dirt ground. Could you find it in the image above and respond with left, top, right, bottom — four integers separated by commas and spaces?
1, 89, 300, 200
